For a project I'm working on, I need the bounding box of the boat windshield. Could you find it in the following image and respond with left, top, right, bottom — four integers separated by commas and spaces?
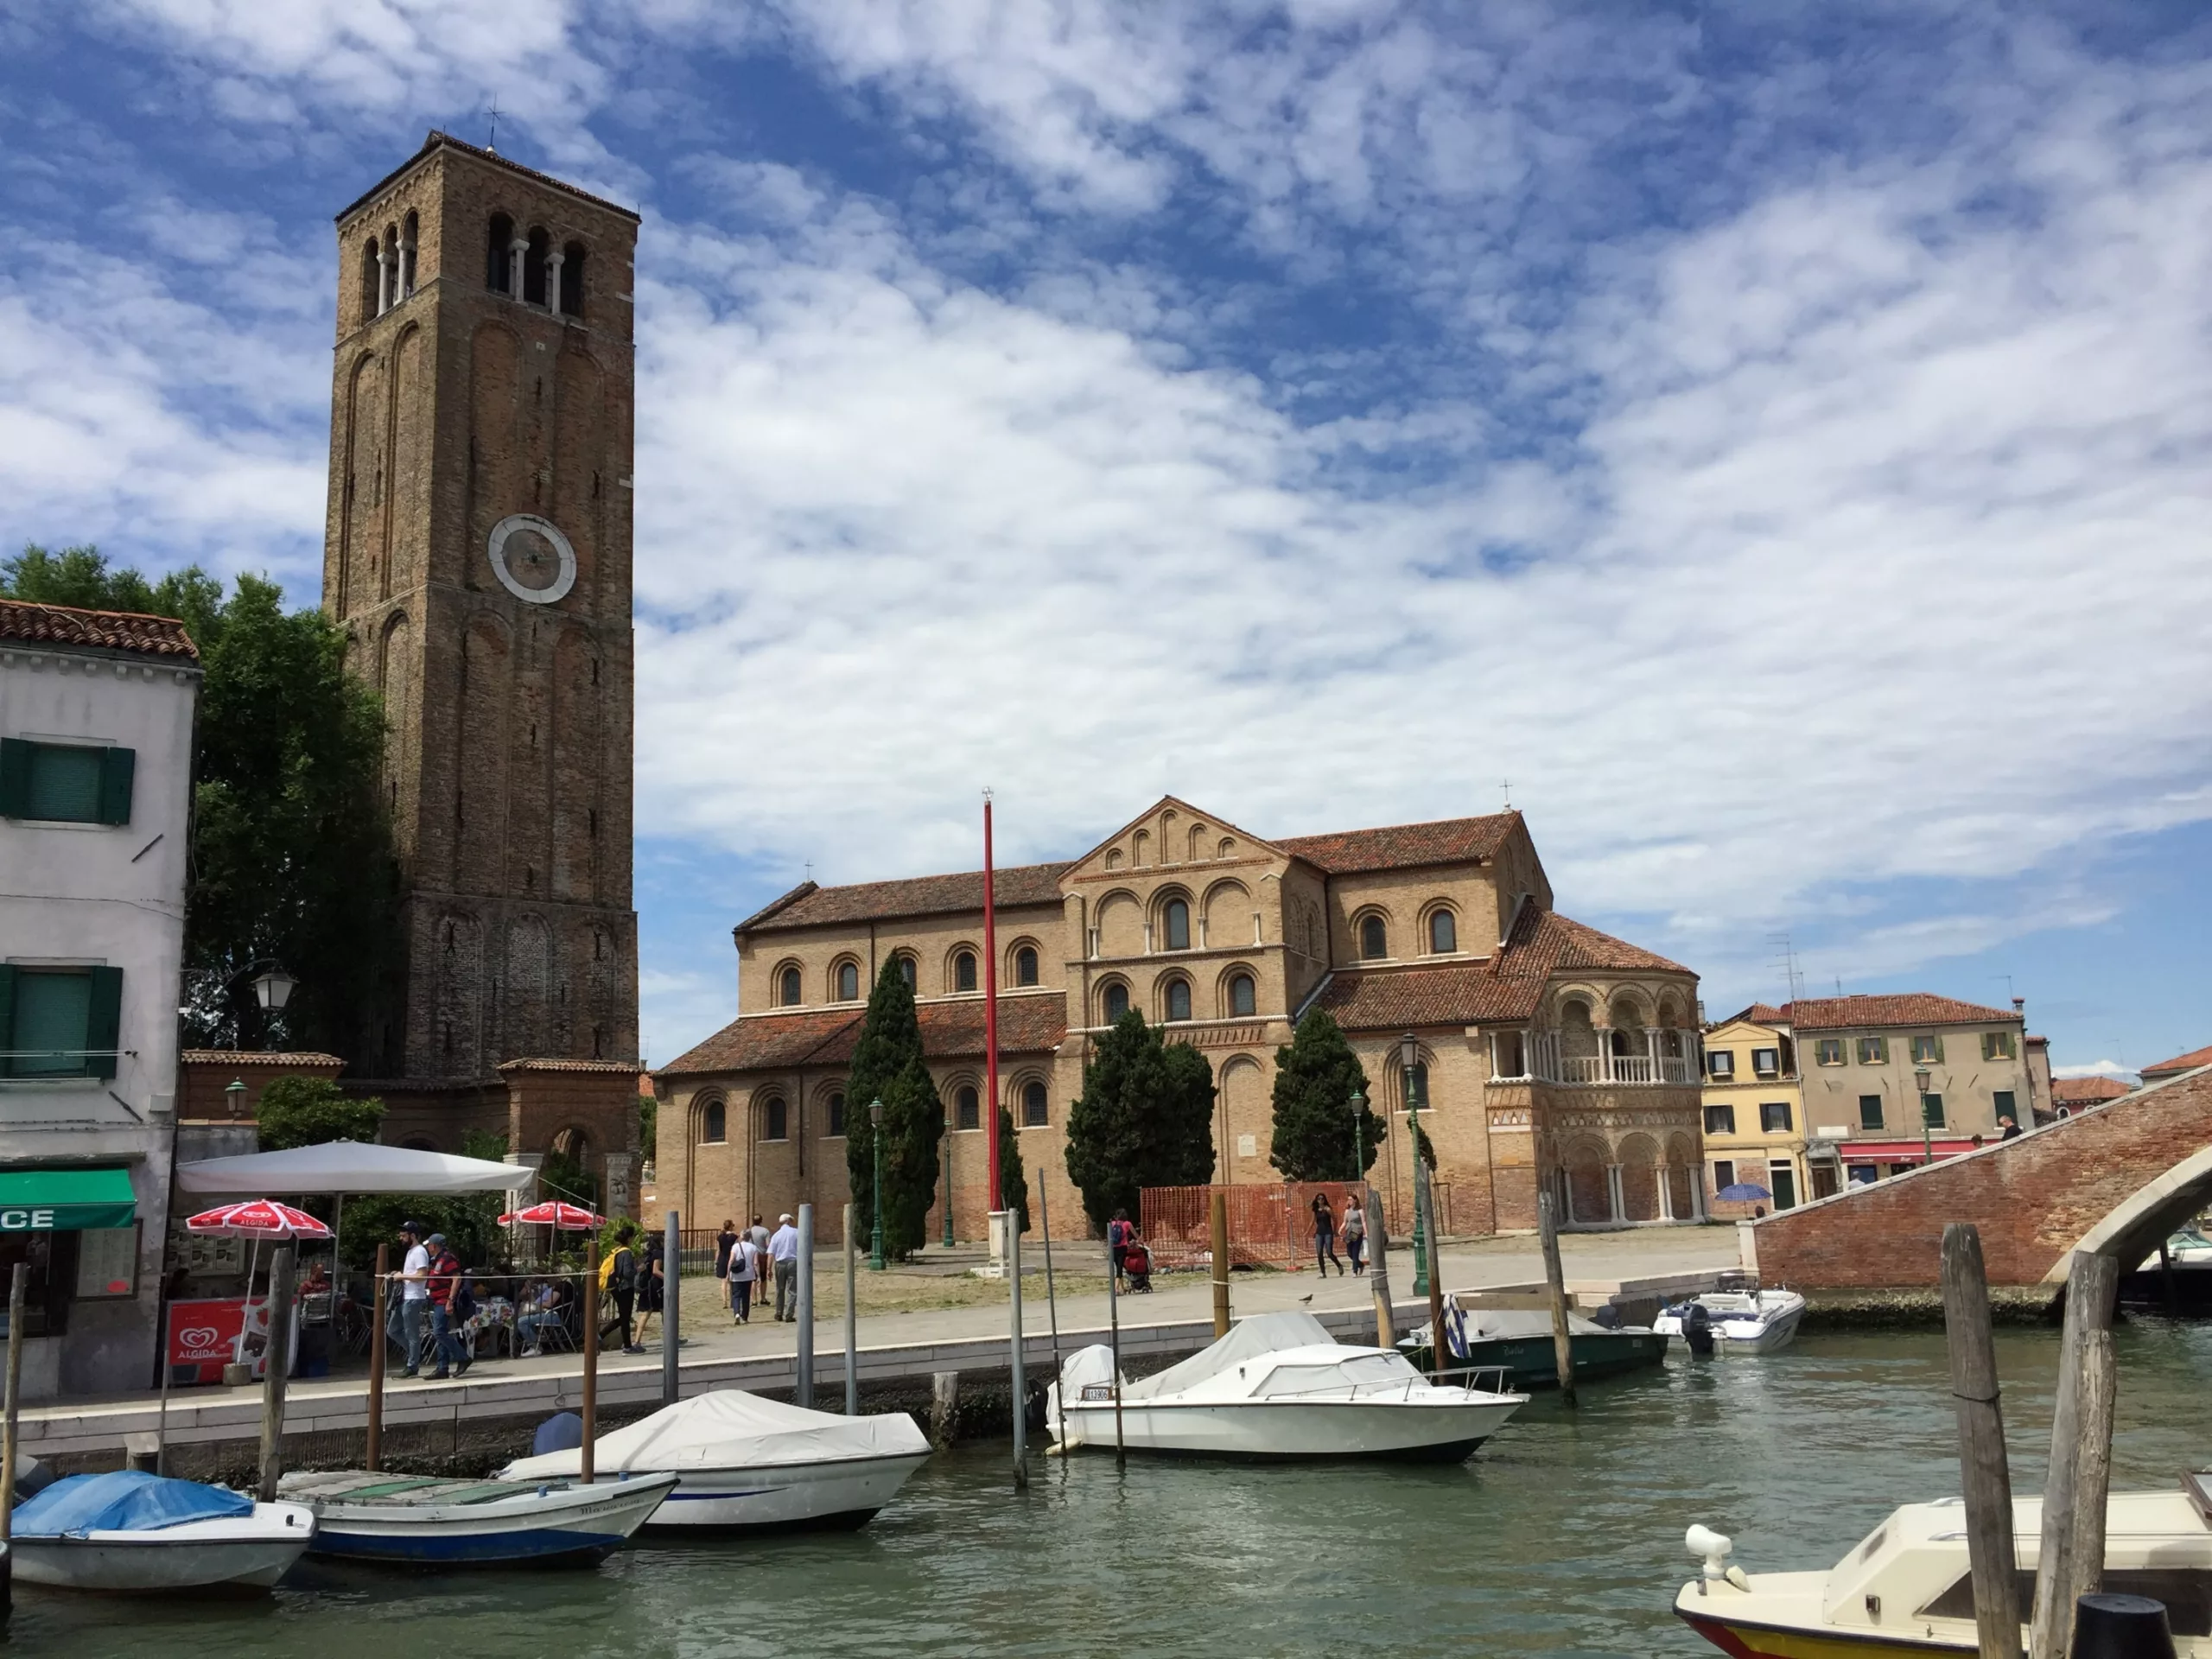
1253, 1353, 1419, 1398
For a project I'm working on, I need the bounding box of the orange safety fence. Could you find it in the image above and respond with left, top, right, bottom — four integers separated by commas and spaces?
1139, 1183, 1370, 1273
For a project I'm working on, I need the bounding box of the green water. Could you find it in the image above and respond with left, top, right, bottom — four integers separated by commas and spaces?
12, 1321, 2211, 1657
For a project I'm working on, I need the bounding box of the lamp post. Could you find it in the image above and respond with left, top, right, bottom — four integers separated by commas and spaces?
251, 966, 296, 1019
224, 1078, 246, 1120
1403, 1033, 1430, 1297
1916, 1065, 1935, 1166
1350, 1084, 1367, 1182
941, 1119, 955, 1249
868, 1098, 887, 1271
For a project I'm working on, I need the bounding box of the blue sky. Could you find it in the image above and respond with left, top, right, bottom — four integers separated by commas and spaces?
3, 3, 2208, 1077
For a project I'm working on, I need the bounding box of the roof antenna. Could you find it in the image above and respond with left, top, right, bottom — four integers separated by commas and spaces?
487, 99, 502, 153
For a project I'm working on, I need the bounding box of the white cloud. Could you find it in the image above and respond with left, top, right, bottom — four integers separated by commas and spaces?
2054, 1059, 2139, 1081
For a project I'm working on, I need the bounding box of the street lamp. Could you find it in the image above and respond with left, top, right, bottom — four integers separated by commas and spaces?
868, 1097, 887, 1271
251, 966, 296, 1014
941, 1113, 955, 1249
1350, 1084, 1367, 1183
1402, 1033, 1431, 1297
1916, 1065, 1935, 1165
224, 1077, 246, 1119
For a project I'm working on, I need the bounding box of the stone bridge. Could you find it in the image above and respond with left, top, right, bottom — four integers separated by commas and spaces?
1743, 1065, 2212, 1291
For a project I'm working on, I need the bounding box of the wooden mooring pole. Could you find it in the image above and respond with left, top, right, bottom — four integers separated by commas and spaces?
257, 1246, 296, 1502
1106, 1232, 1126, 1471
1366, 1182, 1395, 1349
365, 1243, 388, 1471
1941, 1222, 2022, 1659
1539, 1191, 1577, 1408
2028, 1249, 2120, 1659
843, 1203, 859, 1415
1210, 1188, 1230, 1338
2, 1262, 27, 1543
581, 1236, 600, 1484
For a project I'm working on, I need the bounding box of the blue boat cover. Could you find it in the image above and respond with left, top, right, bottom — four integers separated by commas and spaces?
11, 1471, 254, 1536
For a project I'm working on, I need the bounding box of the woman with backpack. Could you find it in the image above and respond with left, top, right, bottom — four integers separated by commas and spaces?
601, 1224, 644, 1354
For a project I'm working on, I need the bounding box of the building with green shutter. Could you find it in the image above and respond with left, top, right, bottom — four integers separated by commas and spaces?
0, 597, 201, 1397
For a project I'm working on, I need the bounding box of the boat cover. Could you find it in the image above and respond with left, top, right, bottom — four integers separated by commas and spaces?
1452, 1308, 1614, 1341
11, 1471, 254, 1536
497, 1389, 929, 1480
1124, 1311, 1340, 1401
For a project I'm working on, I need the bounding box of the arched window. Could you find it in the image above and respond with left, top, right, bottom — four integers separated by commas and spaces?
1360, 915, 1388, 960
1103, 982, 1130, 1023
1229, 973, 1256, 1017
762, 1097, 788, 1141
954, 950, 977, 993
486, 213, 514, 292
828, 1093, 846, 1137
702, 1099, 726, 1143
836, 961, 860, 1000
779, 965, 803, 1007
897, 955, 916, 990
400, 210, 418, 298
558, 240, 585, 316
957, 1084, 980, 1131
1163, 899, 1191, 950
1166, 979, 1192, 1022
1429, 910, 1457, 954
1015, 945, 1039, 987
1402, 1062, 1430, 1111
360, 240, 381, 321
523, 226, 550, 305
1022, 1079, 1048, 1127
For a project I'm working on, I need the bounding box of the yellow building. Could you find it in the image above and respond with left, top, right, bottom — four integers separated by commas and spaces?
1699, 1005, 1827, 1213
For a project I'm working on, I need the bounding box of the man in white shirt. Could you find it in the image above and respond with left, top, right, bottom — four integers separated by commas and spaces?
768, 1213, 799, 1322
394, 1220, 431, 1377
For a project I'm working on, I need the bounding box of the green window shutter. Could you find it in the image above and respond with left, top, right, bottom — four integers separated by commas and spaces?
86, 966, 124, 1080
0, 963, 14, 1078
97, 747, 136, 826
0, 738, 30, 817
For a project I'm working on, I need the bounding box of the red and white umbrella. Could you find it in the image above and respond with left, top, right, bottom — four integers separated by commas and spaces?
499, 1200, 601, 1230
186, 1198, 333, 1240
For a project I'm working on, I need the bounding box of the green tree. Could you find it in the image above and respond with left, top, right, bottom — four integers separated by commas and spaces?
844, 961, 944, 1260
538, 1146, 601, 1209
1268, 1009, 1382, 1180
638, 1093, 658, 1164
255, 1075, 386, 1151
2, 543, 225, 644
996, 1104, 1031, 1233
1063, 1010, 1217, 1234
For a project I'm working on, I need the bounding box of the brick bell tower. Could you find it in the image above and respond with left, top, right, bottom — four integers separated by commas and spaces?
322, 133, 641, 1211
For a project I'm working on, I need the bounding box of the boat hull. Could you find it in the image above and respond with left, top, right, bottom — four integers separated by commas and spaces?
1714, 1306, 1803, 1355
644, 1452, 932, 1529
1053, 1396, 1521, 1462
9, 1505, 315, 1592
301, 1474, 676, 1567
1408, 1329, 1669, 1389
1678, 1606, 1977, 1656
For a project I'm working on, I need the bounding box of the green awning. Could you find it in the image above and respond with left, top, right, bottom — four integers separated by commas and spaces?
0, 1167, 137, 1232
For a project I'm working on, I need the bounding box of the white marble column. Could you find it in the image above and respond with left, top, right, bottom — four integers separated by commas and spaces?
544, 247, 565, 311
1605, 1164, 1624, 1224
375, 242, 392, 315
509, 236, 529, 300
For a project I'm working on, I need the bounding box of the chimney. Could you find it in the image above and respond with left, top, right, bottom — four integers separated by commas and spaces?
2012, 996, 2025, 1018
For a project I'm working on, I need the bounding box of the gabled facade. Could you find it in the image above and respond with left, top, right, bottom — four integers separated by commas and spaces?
657, 799, 1705, 1242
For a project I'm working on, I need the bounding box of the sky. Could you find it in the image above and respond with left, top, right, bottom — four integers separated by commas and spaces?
3, 2, 2208, 1079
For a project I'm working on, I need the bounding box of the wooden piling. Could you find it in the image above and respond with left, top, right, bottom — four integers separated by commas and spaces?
1039, 1180, 1065, 1452
843, 1203, 859, 1415
1008, 1209, 1027, 1491
2028, 1250, 2120, 1659
1106, 1232, 1126, 1471
1210, 1188, 1231, 1338
796, 1204, 816, 1410
2, 1262, 26, 1543
365, 1243, 388, 1471
1940, 1222, 2022, 1659
1418, 1159, 1447, 1376
581, 1236, 600, 1484
662, 1208, 680, 1406
1538, 1192, 1577, 1408
1366, 1182, 1395, 1349
257, 1246, 296, 1502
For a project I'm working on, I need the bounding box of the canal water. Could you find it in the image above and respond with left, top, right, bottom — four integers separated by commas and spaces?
12, 1319, 2210, 1657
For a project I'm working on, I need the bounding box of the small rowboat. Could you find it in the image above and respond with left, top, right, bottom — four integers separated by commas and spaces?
9, 1471, 315, 1592
277, 1469, 677, 1567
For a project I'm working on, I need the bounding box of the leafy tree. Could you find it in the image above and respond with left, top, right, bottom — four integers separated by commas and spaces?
255, 1075, 385, 1151
1268, 1010, 1382, 1180
1063, 1010, 1217, 1234
3, 544, 404, 1066
538, 1146, 600, 1209
996, 1105, 1031, 1233
638, 1093, 658, 1163
844, 961, 944, 1261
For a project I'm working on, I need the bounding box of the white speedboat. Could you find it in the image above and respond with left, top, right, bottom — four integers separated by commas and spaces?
9, 1471, 315, 1592
1654, 1287, 1806, 1354
497, 1390, 931, 1530
1675, 1476, 2212, 1655
1046, 1310, 1527, 1463
279, 1468, 677, 1566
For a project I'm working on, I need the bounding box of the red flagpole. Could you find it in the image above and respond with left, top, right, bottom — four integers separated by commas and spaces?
983, 791, 1001, 1213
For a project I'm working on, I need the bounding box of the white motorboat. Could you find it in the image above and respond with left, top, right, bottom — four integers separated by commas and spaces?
1046, 1310, 1527, 1463
497, 1390, 932, 1530
1654, 1287, 1807, 1355
8, 1471, 315, 1592
278, 1468, 677, 1566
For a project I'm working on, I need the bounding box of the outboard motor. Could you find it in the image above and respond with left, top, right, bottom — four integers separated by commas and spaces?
1682, 1302, 1716, 1358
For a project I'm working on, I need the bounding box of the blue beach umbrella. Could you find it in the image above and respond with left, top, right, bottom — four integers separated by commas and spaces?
1715, 1182, 1772, 1201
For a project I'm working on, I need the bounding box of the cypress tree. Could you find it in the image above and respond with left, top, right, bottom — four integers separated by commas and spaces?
1268, 1009, 1382, 1180
1063, 1010, 1217, 1234
844, 960, 944, 1260
996, 1105, 1031, 1233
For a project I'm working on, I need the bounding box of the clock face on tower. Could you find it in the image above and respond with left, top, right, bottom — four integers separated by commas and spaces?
487, 514, 577, 604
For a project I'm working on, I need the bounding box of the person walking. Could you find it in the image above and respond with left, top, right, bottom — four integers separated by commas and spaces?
1999, 1115, 2023, 1141
603, 1225, 643, 1354
1341, 1192, 1367, 1276
727, 1230, 759, 1324
770, 1213, 800, 1321
715, 1218, 740, 1310
748, 1214, 770, 1259
1108, 1209, 1135, 1288
424, 1232, 472, 1380
393, 1220, 432, 1377
1311, 1192, 1344, 1276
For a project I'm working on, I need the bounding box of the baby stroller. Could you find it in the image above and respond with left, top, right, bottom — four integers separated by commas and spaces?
1122, 1239, 1154, 1294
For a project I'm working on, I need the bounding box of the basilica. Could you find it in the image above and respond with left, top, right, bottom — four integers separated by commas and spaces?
657, 799, 1708, 1243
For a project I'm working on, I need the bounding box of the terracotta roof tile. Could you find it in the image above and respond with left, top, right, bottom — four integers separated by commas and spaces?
1778, 993, 2021, 1033
496, 1058, 645, 1074
2051, 1075, 2133, 1105
2141, 1042, 2212, 1078
0, 599, 200, 659
181, 1051, 345, 1067
658, 995, 1067, 1077
736, 862, 1073, 934
1277, 812, 1519, 874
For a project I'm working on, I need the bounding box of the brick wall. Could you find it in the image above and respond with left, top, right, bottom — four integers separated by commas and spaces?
1749, 1067, 2212, 1287
178, 1051, 345, 1122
